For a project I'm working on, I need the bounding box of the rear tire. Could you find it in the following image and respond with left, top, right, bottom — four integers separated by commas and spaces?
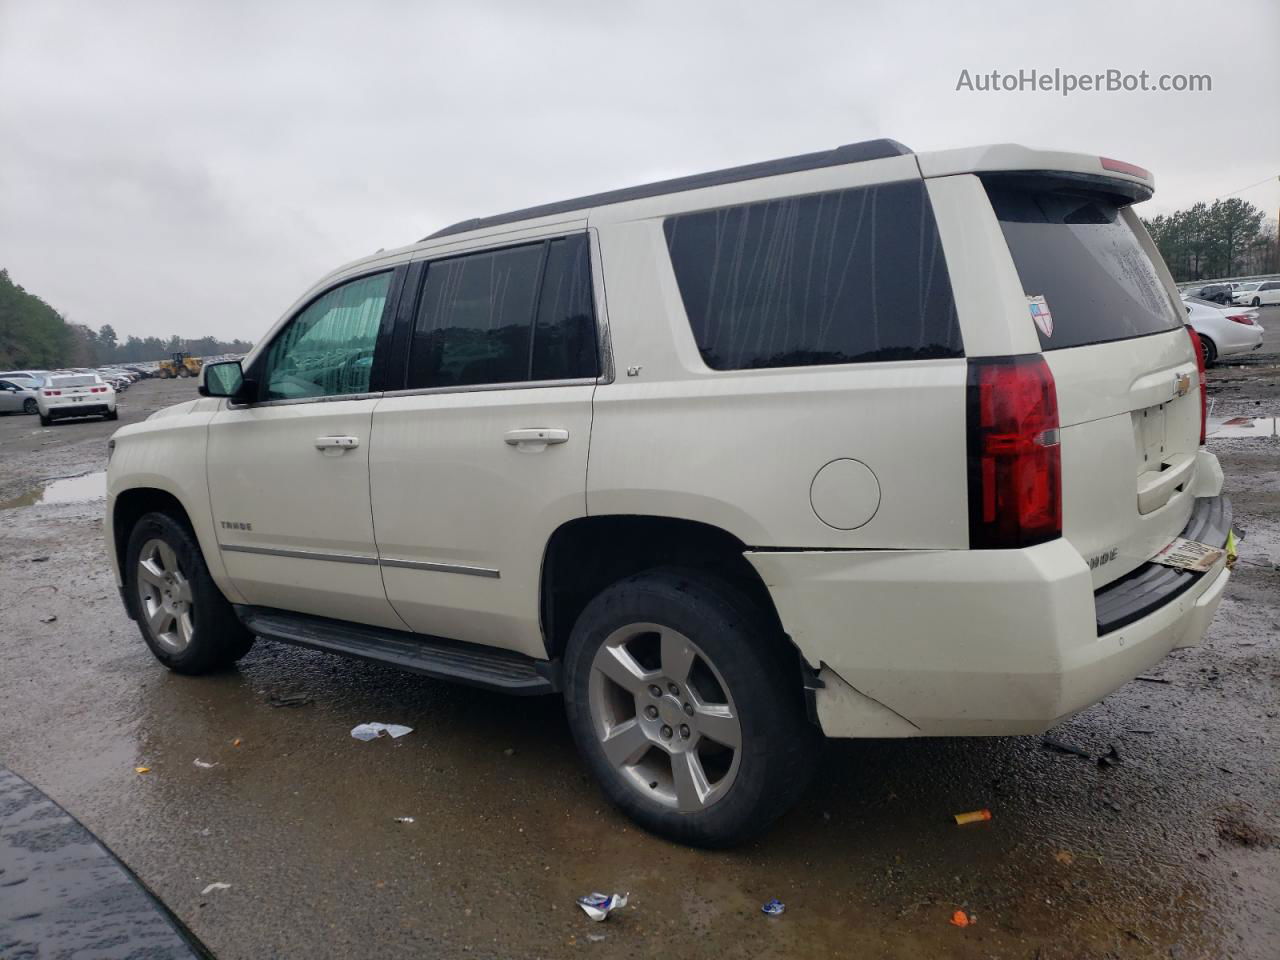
39, 413, 52, 426
125, 511, 255, 674
106, 409, 118, 421
1198, 333, 1218, 365
564, 568, 821, 847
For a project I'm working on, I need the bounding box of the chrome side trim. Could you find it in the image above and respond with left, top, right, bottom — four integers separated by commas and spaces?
228, 391, 383, 410
379, 378, 594, 400
220, 544, 379, 565
379, 558, 501, 579
221, 543, 502, 579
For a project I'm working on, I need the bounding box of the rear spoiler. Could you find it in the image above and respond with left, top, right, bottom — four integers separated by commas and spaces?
917, 144, 1154, 203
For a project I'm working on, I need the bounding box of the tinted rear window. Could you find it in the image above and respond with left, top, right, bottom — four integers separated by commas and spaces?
51, 375, 97, 387
985, 180, 1181, 350
664, 180, 961, 370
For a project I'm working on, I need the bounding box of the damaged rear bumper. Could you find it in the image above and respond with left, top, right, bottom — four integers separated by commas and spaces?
747, 495, 1232, 739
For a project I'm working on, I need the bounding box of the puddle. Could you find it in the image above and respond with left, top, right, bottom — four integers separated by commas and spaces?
1207, 416, 1280, 439
0, 471, 107, 510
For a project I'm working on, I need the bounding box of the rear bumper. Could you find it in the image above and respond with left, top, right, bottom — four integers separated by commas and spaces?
44, 403, 112, 417
747, 494, 1232, 738
1219, 326, 1264, 356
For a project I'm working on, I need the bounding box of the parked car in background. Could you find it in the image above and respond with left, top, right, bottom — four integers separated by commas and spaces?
0, 377, 40, 415
1182, 282, 1235, 305
1182, 296, 1264, 363
37, 372, 117, 426
1233, 280, 1280, 307
0, 369, 50, 385
96, 369, 135, 391
1230, 282, 1261, 304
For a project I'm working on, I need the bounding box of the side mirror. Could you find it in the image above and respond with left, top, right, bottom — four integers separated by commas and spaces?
199, 360, 251, 400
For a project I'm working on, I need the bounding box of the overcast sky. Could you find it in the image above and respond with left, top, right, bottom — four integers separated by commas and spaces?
1, 0, 1277, 343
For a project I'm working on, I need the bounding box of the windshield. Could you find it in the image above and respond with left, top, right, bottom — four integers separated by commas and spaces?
985, 178, 1183, 350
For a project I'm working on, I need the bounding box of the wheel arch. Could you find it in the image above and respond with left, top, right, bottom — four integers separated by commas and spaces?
539, 515, 789, 663
112, 487, 197, 578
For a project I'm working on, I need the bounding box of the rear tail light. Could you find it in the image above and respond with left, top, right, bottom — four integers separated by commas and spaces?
967, 355, 1062, 549
1227, 314, 1255, 326
90, 386, 107, 393
1186, 325, 1207, 445
44, 389, 61, 396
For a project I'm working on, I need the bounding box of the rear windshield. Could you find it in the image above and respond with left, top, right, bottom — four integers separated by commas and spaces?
984, 179, 1182, 351
50, 375, 97, 387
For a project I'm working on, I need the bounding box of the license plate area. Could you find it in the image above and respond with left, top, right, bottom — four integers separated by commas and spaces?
1134, 402, 1168, 470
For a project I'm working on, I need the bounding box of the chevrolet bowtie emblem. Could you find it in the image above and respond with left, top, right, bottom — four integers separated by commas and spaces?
1175, 372, 1192, 397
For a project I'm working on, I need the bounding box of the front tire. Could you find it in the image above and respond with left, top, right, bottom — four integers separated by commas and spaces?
1253, 298, 1261, 307
564, 569, 820, 847
125, 511, 255, 674
23, 398, 37, 415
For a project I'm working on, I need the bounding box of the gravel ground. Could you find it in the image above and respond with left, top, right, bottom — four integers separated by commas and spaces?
1, 342, 1277, 959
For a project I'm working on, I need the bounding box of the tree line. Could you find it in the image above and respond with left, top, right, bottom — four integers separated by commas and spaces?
0, 268, 251, 369
1142, 198, 1278, 282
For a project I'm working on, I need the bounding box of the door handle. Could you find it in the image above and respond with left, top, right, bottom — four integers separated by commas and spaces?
315, 435, 359, 450
504, 428, 569, 451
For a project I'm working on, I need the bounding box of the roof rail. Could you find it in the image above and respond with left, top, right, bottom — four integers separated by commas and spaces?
421, 138, 913, 241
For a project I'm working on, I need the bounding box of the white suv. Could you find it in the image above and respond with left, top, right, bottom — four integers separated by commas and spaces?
106, 140, 1231, 846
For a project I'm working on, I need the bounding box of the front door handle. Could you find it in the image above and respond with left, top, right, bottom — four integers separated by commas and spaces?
315, 435, 359, 451
504, 428, 569, 452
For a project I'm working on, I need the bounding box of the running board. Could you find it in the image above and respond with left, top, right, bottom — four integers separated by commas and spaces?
235, 606, 558, 695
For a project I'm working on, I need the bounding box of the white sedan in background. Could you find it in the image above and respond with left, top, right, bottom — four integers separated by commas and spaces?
1182, 296, 1264, 364
36, 372, 117, 426
0, 377, 40, 415
1232, 280, 1280, 307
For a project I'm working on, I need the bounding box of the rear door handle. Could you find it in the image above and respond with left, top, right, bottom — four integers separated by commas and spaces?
504, 428, 569, 451
315, 435, 359, 450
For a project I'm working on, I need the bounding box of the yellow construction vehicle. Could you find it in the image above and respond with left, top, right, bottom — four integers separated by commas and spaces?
157, 352, 203, 379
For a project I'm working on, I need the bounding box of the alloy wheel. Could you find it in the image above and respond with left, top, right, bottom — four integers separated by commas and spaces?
136, 538, 195, 653
588, 623, 742, 812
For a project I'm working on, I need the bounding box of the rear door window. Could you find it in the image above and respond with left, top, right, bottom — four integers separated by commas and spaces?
984, 178, 1182, 350
404, 234, 598, 389
663, 180, 961, 370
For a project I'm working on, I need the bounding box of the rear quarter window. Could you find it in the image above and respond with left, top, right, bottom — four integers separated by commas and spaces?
984, 178, 1182, 351
663, 179, 961, 370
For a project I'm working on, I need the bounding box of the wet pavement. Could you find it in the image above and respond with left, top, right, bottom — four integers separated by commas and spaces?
1, 352, 1278, 959
0, 766, 209, 958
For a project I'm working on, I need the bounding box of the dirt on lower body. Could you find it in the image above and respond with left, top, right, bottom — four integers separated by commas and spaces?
1, 374, 1278, 960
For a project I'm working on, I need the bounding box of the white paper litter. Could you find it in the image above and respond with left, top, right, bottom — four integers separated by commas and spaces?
201, 882, 231, 894
193, 759, 217, 768
351, 722, 414, 741
577, 892, 628, 921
